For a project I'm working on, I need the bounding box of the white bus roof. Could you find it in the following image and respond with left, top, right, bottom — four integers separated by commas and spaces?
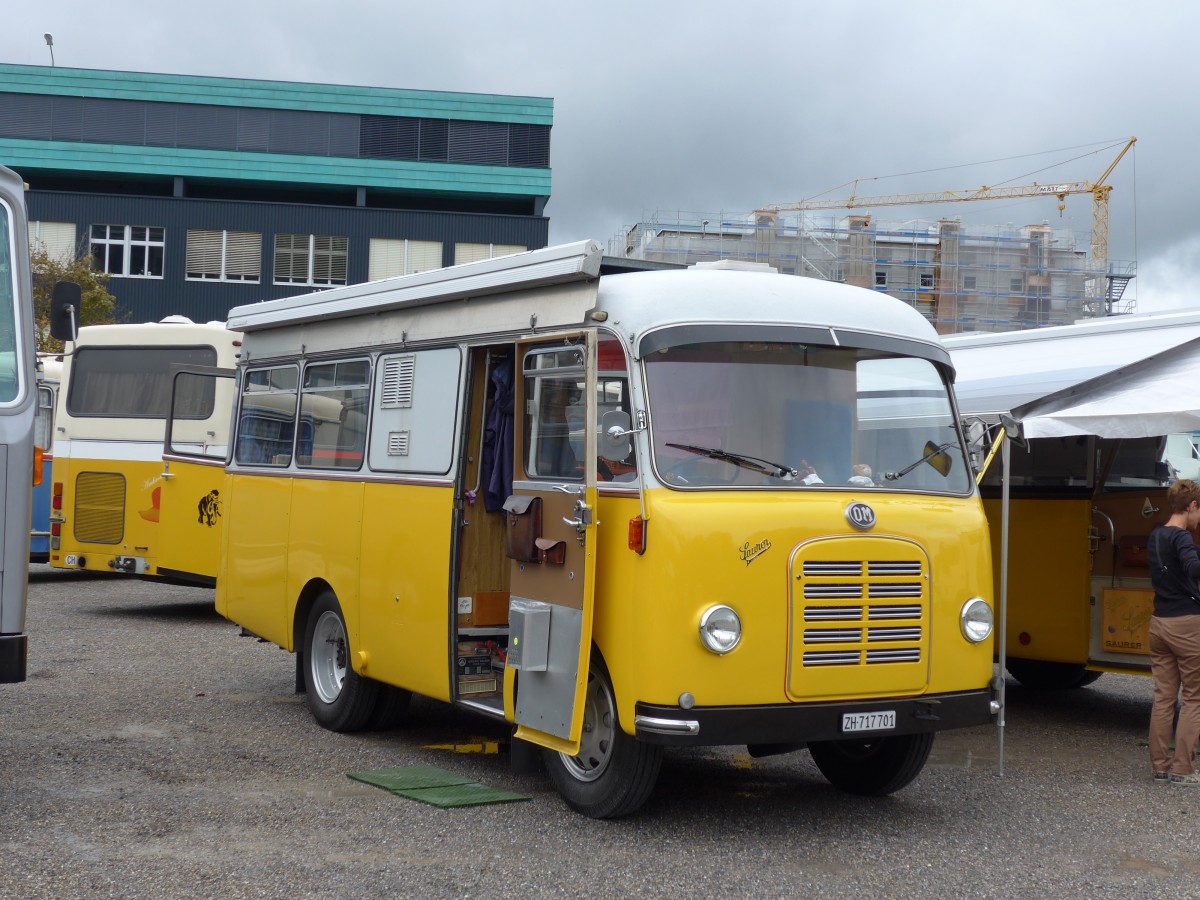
944, 308, 1200, 417
73, 319, 238, 347
228, 240, 948, 365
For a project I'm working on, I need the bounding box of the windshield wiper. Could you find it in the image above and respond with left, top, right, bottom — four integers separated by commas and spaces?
883, 440, 956, 481
665, 442, 798, 479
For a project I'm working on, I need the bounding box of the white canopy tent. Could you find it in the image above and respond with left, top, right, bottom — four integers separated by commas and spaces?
945, 310, 1200, 774
1007, 335, 1200, 440
945, 307, 1200, 421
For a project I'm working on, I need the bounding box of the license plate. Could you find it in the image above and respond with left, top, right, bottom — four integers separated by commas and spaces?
841, 710, 896, 733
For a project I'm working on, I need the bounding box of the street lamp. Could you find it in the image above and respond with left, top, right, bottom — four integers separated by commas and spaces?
44, 33, 54, 67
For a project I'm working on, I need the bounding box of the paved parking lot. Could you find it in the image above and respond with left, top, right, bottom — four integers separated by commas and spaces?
0, 566, 1195, 898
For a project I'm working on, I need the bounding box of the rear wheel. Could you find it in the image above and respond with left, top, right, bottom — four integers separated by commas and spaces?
303, 590, 379, 733
808, 732, 934, 796
542, 656, 662, 818
1006, 658, 1102, 690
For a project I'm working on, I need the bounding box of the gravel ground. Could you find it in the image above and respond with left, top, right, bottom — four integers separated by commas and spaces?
0, 566, 1195, 898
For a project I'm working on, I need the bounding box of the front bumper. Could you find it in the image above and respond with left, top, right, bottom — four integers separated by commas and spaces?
634, 689, 995, 746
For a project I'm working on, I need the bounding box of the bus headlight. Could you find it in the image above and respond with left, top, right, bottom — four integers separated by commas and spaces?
699, 605, 742, 655
960, 598, 994, 643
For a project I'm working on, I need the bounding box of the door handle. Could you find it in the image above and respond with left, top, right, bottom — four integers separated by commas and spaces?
563, 497, 593, 539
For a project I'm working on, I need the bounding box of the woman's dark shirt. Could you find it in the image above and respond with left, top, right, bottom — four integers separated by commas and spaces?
1149, 525, 1200, 617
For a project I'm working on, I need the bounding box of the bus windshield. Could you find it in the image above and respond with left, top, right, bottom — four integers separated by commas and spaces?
0, 201, 20, 403
644, 341, 971, 493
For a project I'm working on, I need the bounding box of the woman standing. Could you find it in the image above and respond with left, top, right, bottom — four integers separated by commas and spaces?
1148, 479, 1200, 785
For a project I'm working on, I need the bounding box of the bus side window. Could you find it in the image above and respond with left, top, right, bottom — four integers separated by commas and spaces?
297, 359, 370, 471
595, 335, 636, 482
522, 346, 586, 481
530, 378, 581, 479
596, 376, 637, 481
235, 365, 298, 466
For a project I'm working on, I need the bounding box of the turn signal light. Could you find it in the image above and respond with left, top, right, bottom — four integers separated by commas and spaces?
32, 447, 43, 486
628, 515, 647, 554
52, 481, 62, 511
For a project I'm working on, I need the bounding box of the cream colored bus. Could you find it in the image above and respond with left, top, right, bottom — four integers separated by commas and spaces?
49, 318, 240, 586
204, 241, 998, 817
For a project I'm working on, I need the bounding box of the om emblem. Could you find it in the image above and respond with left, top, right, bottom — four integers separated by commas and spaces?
845, 501, 876, 531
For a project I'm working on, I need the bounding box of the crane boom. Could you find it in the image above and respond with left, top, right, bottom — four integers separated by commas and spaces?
768, 180, 1092, 212
768, 138, 1136, 312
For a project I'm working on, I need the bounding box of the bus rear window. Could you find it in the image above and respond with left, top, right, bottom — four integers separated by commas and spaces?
67, 346, 218, 417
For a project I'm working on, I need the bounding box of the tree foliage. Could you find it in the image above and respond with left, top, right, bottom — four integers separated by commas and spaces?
31, 249, 118, 353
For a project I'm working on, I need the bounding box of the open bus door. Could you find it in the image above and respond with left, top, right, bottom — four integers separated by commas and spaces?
506, 335, 598, 755
161, 364, 236, 585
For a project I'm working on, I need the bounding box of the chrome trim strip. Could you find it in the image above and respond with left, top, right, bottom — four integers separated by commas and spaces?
635, 715, 700, 736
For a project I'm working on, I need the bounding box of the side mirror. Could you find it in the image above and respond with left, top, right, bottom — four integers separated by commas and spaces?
999, 413, 1027, 450
599, 409, 633, 462
49, 281, 81, 343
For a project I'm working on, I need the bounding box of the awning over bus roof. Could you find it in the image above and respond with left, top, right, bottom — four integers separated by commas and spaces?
945, 308, 1200, 420
1009, 335, 1200, 439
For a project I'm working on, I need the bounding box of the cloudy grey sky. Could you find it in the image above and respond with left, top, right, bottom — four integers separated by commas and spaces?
1, 1, 1191, 310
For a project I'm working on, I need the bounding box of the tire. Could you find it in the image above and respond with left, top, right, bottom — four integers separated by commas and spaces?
302, 589, 379, 733
366, 684, 413, 731
1006, 658, 1102, 690
542, 655, 663, 819
808, 732, 934, 796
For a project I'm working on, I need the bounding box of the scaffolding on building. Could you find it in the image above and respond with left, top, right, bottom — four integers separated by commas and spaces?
614, 209, 1136, 334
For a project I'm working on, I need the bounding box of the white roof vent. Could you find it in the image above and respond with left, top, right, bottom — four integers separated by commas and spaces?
689, 260, 778, 273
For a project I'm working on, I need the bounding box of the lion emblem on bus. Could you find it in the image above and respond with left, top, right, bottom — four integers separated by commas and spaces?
197, 490, 221, 527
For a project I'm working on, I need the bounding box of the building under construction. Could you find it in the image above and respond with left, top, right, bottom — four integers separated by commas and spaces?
616, 210, 1136, 334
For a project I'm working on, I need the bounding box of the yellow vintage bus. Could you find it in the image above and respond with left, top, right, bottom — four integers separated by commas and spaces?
207, 241, 998, 817
49, 318, 240, 586
947, 314, 1200, 689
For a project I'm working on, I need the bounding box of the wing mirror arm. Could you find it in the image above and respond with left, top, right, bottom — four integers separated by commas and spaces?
605, 424, 643, 440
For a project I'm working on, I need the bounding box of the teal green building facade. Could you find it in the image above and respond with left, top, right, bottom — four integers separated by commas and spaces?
0, 64, 552, 322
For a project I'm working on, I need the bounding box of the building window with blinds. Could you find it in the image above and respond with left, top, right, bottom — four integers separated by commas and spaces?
90, 224, 165, 278
186, 229, 262, 283
453, 243, 527, 265
368, 238, 443, 280
274, 233, 348, 286
28, 222, 77, 264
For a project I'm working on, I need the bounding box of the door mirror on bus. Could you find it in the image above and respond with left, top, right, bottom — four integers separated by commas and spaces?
999, 413, 1028, 450
599, 409, 634, 462
48, 281, 81, 343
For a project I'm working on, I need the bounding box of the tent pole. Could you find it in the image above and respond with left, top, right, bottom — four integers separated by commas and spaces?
996, 435, 1010, 776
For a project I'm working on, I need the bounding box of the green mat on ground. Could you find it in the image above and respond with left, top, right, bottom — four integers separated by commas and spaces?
347, 765, 530, 808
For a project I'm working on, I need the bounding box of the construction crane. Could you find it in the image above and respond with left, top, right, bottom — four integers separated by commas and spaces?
768, 137, 1137, 310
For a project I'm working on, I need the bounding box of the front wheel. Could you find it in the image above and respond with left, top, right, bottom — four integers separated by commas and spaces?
542, 657, 663, 818
808, 732, 934, 796
303, 589, 379, 733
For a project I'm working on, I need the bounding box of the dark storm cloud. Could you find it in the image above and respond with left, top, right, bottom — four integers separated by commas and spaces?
3, 0, 1193, 309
